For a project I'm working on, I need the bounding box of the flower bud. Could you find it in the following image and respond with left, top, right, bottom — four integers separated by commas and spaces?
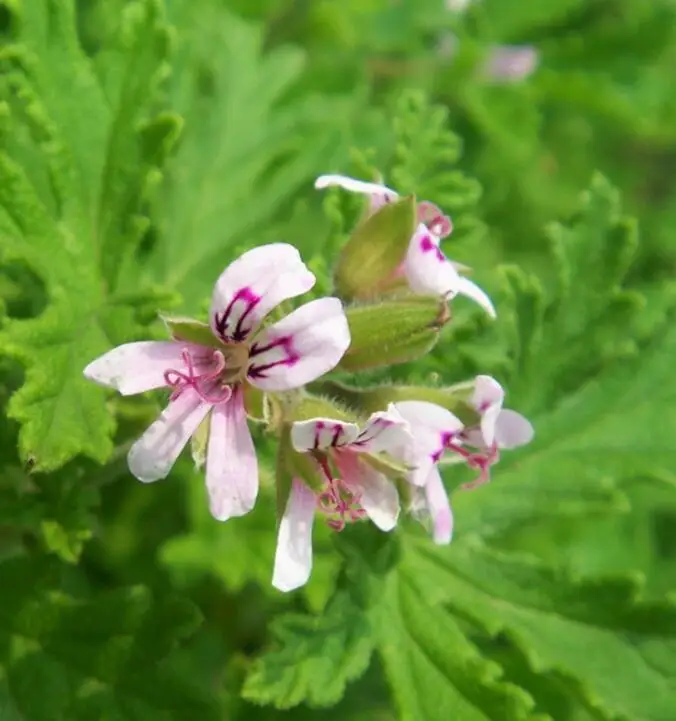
334, 195, 417, 300
338, 295, 449, 371
309, 379, 480, 426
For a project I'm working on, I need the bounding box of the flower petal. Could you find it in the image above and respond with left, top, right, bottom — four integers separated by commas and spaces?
425, 467, 453, 544
128, 391, 210, 483
455, 275, 496, 318
84, 341, 191, 395
315, 173, 397, 202
484, 45, 539, 82
393, 401, 464, 486
272, 479, 316, 592
472, 375, 504, 446
247, 297, 350, 391
206, 388, 258, 521
404, 224, 462, 297
336, 453, 399, 531
349, 404, 413, 455
495, 409, 534, 449
291, 418, 360, 452
210, 243, 315, 343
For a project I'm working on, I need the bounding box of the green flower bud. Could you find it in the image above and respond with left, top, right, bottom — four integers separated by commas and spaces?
338, 295, 449, 371
334, 195, 416, 300
309, 379, 480, 426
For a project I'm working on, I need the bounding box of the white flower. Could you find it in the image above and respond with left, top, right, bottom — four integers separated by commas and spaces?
84, 243, 351, 522
272, 406, 411, 592
315, 174, 495, 317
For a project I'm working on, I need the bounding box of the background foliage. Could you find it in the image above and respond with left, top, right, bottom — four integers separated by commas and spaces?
1, 0, 676, 719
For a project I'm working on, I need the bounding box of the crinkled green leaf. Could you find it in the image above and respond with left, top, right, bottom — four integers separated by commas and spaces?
0, 0, 178, 470
149, 0, 357, 303
0, 554, 219, 720
242, 588, 374, 709
407, 536, 676, 721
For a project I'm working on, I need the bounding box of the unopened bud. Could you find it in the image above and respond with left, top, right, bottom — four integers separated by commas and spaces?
334, 195, 417, 301
309, 379, 479, 426
338, 295, 449, 372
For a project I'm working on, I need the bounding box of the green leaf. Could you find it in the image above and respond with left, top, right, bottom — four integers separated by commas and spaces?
149, 0, 357, 303
406, 537, 676, 721
333, 195, 417, 300
0, 554, 219, 720
242, 588, 374, 709
0, 0, 177, 470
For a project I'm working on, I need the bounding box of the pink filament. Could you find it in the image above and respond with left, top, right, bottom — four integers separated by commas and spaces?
164, 349, 232, 404
315, 457, 367, 531
444, 439, 500, 490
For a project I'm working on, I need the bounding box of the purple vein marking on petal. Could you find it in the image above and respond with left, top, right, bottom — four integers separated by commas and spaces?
432, 430, 457, 463
248, 335, 300, 379
314, 421, 325, 450
330, 424, 343, 447
420, 234, 445, 263
353, 418, 390, 447
214, 287, 261, 342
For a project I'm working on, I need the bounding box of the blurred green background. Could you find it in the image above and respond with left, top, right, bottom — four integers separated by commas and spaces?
2, 1, 676, 719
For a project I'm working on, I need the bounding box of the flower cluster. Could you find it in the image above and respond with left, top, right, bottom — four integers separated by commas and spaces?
84, 174, 533, 593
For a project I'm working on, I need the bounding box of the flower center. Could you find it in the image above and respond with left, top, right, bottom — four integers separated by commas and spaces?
314, 455, 367, 531
164, 345, 250, 404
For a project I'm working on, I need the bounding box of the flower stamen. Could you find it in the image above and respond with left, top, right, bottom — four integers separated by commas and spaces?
164, 349, 232, 404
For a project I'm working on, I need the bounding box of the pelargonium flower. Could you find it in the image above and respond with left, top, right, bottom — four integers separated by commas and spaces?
84, 243, 350, 521
393, 375, 533, 542
482, 46, 539, 82
272, 406, 412, 592
315, 174, 495, 317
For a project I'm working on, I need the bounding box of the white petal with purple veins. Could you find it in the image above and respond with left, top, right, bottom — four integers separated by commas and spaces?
349, 404, 413, 455
84, 341, 195, 396
247, 297, 350, 391
404, 224, 462, 297
495, 409, 534, 449
210, 243, 315, 343
272, 479, 317, 592
472, 375, 504, 446
128, 391, 211, 482
336, 453, 400, 531
291, 418, 360, 452
393, 400, 464, 486
206, 389, 258, 521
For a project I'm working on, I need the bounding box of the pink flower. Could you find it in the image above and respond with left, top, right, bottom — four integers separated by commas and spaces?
315, 174, 495, 317
483, 46, 539, 82
84, 243, 350, 521
393, 376, 533, 542
272, 406, 411, 592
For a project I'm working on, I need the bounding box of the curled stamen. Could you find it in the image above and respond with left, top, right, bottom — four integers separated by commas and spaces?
444, 437, 499, 490
418, 201, 453, 238
316, 476, 366, 531
164, 349, 232, 404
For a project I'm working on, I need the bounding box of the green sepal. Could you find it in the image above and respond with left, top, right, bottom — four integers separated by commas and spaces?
190, 413, 211, 470
338, 295, 448, 372
361, 452, 411, 480
334, 195, 417, 301
288, 393, 355, 423
310, 379, 479, 425
243, 383, 267, 424
275, 425, 324, 522
161, 314, 223, 348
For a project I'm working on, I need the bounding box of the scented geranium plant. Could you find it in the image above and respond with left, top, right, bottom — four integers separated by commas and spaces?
83, 176, 534, 593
